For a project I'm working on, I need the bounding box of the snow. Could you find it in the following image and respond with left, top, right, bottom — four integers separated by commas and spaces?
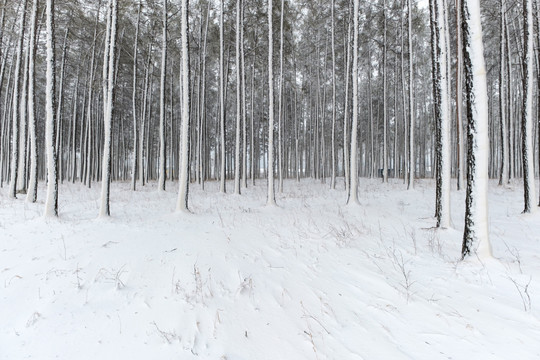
1, 178, 540, 359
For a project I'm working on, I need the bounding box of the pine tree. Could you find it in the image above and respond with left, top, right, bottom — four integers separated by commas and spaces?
461, 0, 492, 259
177, 0, 191, 211
267, 0, 276, 206
99, 0, 118, 217
348, 0, 359, 204
44, 0, 58, 217
158, 0, 168, 192
521, 0, 535, 213
26, 0, 39, 203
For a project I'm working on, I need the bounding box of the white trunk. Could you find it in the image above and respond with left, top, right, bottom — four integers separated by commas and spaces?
456, 0, 465, 190
277, 0, 284, 193
176, 0, 190, 212
383, 0, 388, 183
241, 4, 247, 189
56, 28, 68, 184
139, 46, 151, 186
99, 0, 118, 217
330, 0, 336, 189
438, 0, 451, 228
219, 0, 226, 193
348, 0, 359, 204
158, 0, 167, 191
407, 0, 415, 189
499, 0, 509, 186
521, 0, 536, 213
267, 0, 276, 205
85, 4, 100, 188
461, 0, 492, 258
17, 34, 29, 192
343, 18, 351, 193
9, 0, 27, 198
234, 0, 242, 195
44, 0, 58, 217
250, 63, 255, 185
26, 0, 38, 203
131, 0, 141, 191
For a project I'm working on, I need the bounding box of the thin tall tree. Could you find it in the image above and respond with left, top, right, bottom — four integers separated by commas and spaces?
521, 0, 535, 213
44, 0, 58, 217
177, 0, 191, 212
348, 0, 359, 204
267, 0, 276, 205
461, 0, 492, 259
26, 0, 39, 203
99, 0, 118, 217
158, 0, 168, 191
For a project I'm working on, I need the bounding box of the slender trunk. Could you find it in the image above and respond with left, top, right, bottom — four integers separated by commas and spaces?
241, 3, 247, 189
382, 0, 388, 183
348, 0, 359, 204
219, 0, 226, 193
408, 0, 415, 189
44, 0, 58, 216
234, 0, 242, 194
99, 0, 118, 217
9, 0, 28, 198
267, 0, 276, 205
158, 0, 167, 191
456, 0, 465, 190
521, 0, 535, 213
131, 0, 141, 191
330, 0, 336, 189
461, 0, 492, 258
26, 0, 38, 203
343, 17, 351, 192
177, 0, 190, 211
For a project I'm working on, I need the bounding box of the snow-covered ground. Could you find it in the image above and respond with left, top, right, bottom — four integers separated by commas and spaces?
1, 178, 539, 360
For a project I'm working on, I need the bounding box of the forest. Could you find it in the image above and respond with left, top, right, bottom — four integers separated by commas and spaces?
1, 0, 540, 359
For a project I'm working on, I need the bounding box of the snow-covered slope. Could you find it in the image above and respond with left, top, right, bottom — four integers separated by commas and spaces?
1, 179, 539, 359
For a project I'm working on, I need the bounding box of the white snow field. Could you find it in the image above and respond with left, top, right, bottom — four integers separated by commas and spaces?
1, 179, 539, 360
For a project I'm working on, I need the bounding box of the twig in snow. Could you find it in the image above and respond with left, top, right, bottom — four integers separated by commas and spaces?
508, 276, 532, 311
503, 242, 523, 274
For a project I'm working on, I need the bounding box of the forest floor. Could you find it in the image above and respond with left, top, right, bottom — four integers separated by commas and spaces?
1, 178, 539, 360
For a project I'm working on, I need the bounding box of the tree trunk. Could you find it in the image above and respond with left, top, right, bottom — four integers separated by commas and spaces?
177, 0, 191, 212
44, 0, 58, 216
99, 0, 118, 217
26, 0, 38, 203
348, 0, 359, 204
9, 0, 28, 198
521, 0, 535, 213
158, 0, 167, 191
267, 0, 276, 205
461, 0, 492, 258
